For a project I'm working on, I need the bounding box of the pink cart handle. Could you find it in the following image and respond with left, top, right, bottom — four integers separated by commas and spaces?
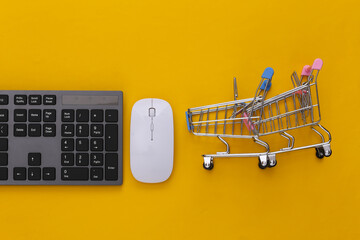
242, 112, 255, 131
301, 65, 311, 76
312, 58, 323, 70
295, 90, 308, 95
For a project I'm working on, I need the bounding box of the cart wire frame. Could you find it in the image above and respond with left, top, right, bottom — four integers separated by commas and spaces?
186, 59, 332, 169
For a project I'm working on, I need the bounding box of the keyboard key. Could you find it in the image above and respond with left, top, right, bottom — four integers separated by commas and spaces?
90, 153, 103, 166
105, 124, 118, 151
0, 167, 8, 180
61, 167, 89, 181
90, 138, 103, 151
0, 124, 8, 136
29, 95, 41, 105
14, 124, 27, 137
61, 138, 74, 151
61, 124, 74, 137
28, 124, 41, 137
43, 167, 56, 180
76, 124, 89, 137
62, 109, 74, 122
91, 109, 103, 122
43, 95, 56, 105
0, 153, 8, 166
90, 124, 103, 137
76, 109, 89, 122
43, 124, 56, 137
0, 95, 9, 105
105, 110, 118, 122
0, 109, 8, 122
14, 167, 26, 180
91, 168, 103, 181
76, 138, 89, 151
28, 167, 41, 180
61, 153, 74, 166
14, 109, 27, 122
28, 109, 41, 122
0, 139, 8, 151
43, 109, 56, 122
28, 153, 41, 166
105, 153, 118, 180
76, 153, 89, 166
14, 95, 27, 105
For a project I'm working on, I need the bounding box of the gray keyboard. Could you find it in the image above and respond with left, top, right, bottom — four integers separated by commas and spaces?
0, 90, 123, 185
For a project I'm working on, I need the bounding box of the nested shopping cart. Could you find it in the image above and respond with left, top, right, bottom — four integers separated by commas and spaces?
186, 59, 332, 169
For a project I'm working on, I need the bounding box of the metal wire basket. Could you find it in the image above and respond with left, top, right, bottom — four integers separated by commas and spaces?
186, 59, 332, 169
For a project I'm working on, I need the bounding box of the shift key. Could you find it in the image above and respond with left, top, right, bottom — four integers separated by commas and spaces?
61, 167, 89, 180
105, 124, 118, 151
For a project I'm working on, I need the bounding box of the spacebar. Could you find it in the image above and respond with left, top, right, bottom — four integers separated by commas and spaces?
61, 168, 89, 181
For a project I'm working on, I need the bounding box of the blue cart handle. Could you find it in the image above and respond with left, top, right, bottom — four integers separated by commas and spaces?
261, 67, 274, 79
186, 112, 192, 131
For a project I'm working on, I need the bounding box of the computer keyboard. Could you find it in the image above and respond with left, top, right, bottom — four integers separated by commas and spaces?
0, 90, 123, 185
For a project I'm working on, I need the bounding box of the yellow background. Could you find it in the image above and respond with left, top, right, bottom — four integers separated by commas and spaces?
0, 0, 359, 239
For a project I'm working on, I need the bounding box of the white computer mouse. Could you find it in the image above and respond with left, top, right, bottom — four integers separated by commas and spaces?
130, 98, 174, 183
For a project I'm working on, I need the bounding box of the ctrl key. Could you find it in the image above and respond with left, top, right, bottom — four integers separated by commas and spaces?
61, 167, 89, 181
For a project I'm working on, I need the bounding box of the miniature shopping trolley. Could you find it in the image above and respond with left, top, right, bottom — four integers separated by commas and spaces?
186, 59, 332, 169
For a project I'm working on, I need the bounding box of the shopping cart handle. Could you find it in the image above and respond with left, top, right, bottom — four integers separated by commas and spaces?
242, 112, 255, 131
301, 65, 311, 76
260, 80, 271, 91
261, 67, 274, 79
312, 58, 323, 70
186, 111, 193, 131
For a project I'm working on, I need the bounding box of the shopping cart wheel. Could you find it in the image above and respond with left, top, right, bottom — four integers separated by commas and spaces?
268, 159, 277, 168
323, 143, 332, 157
203, 162, 214, 170
315, 148, 325, 159
258, 156, 268, 169
203, 157, 214, 170
324, 149, 332, 157
267, 154, 276, 168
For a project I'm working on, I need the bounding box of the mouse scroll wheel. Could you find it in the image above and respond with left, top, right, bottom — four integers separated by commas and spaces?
149, 108, 156, 117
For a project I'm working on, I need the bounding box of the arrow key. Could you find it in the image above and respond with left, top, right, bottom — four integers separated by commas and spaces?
28, 167, 41, 180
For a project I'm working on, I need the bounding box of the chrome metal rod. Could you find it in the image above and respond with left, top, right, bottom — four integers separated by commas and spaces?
217, 136, 230, 154
253, 137, 270, 153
